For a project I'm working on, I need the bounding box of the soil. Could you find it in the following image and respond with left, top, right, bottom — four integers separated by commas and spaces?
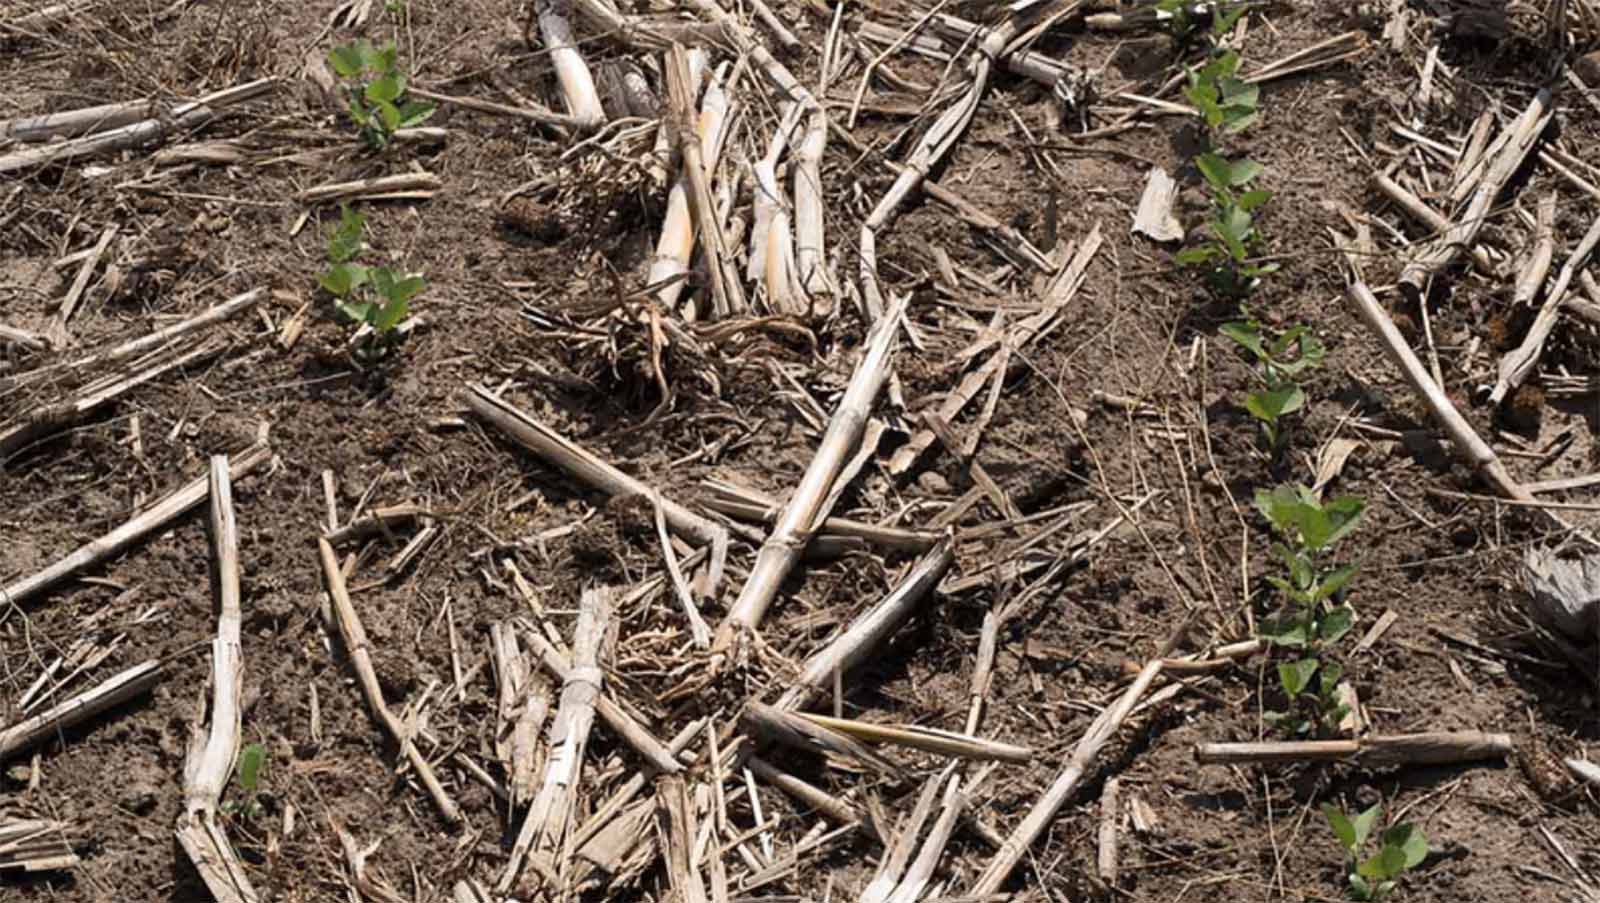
2, 2, 1599, 902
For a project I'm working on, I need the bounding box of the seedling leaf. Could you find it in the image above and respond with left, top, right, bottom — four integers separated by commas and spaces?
1323, 803, 1358, 855
1278, 658, 1318, 699
237, 743, 265, 793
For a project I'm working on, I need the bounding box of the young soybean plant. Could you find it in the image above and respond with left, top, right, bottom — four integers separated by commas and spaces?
1177, 153, 1276, 298
317, 206, 424, 362
1255, 484, 1364, 736
328, 40, 434, 149
1219, 309, 1323, 452
1322, 803, 1428, 901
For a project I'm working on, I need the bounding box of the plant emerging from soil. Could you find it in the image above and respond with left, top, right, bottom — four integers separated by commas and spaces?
1219, 309, 1323, 451
221, 742, 267, 821
328, 39, 434, 149
317, 205, 423, 361
1177, 152, 1276, 297
1255, 484, 1363, 736
1322, 802, 1428, 901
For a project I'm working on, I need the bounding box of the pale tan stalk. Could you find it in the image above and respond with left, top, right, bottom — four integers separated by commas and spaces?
537, 0, 605, 130
715, 294, 908, 648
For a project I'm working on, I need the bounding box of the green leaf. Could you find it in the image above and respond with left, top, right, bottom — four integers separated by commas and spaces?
1224, 157, 1264, 187
347, 99, 373, 128
1219, 321, 1265, 359
1316, 564, 1359, 602
375, 99, 402, 132
1318, 660, 1344, 695
1278, 657, 1319, 699
1349, 873, 1374, 901
1195, 152, 1230, 191
237, 743, 266, 793
1323, 804, 1358, 855
1176, 246, 1223, 265
1384, 823, 1428, 869
1358, 843, 1408, 881
1237, 189, 1272, 212
317, 263, 368, 297
1351, 802, 1382, 850
329, 44, 365, 78
398, 99, 435, 128
365, 73, 403, 104
337, 300, 375, 324
369, 42, 398, 74
1245, 384, 1304, 425
1260, 613, 1309, 647
1319, 605, 1355, 642
373, 298, 409, 333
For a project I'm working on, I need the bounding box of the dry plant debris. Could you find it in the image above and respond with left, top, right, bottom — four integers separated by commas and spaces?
4, 1, 1600, 902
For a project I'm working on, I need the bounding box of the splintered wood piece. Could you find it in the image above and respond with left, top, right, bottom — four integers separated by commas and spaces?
0, 79, 276, 175
1132, 166, 1183, 243
970, 659, 1166, 896
0, 817, 79, 872
521, 629, 681, 773
885, 768, 965, 903
490, 622, 548, 808
1397, 89, 1552, 298
48, 223, 118, 347
1371, 171, 1496, 275
656, 775, 709, 903
745, 755, 871, 834
662, 45, 743, 318
775, 538, 954, 712
1193, 731, 1513, 766
1491, 209, 1600, 404
716, 294, 907, 649
794, 713, 1032, 763
175, 456, 259, 903
741, 702, 898, 774
0, 338, 228, 459
1, 99, 159, 143
501, 587, 613, 893
0, 444, 270, 607
1097, 778, 1121, 885
296, 171, 441, 203
0, 660, 162, 760
1344, 278, 1531, 501
317, 537, 461, 823
702, 480, 939, 553
466, 384, 728, 560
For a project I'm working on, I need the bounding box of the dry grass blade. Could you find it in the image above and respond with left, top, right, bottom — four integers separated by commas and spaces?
1194, 731, 1513, 766
501, 586, 613, 893
0, 79, 276, 174
0, 444, 270, 608
0, 817, 78, 872
970, 659, 1166, 895
317, 537, 462, 824
793, 713, 1033, 763
0, 659, 163, 761
716, 294, 908, 649
174, 455, 259, 903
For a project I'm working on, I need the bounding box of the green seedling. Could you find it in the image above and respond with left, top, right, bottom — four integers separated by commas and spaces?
1256, 484, 1364, 736
1176, 152, 1276, 298
1322, 803, 1428, 900
1185, 48, 1260, 137
222, 743, 267, 820
1156, 1, 1248, 46
328, 39, 434, 149
316, 206, 423, 361
1217, 310, 1322, 450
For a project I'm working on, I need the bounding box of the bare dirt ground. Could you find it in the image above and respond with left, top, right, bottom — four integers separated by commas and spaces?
3, 1, 1600, 901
